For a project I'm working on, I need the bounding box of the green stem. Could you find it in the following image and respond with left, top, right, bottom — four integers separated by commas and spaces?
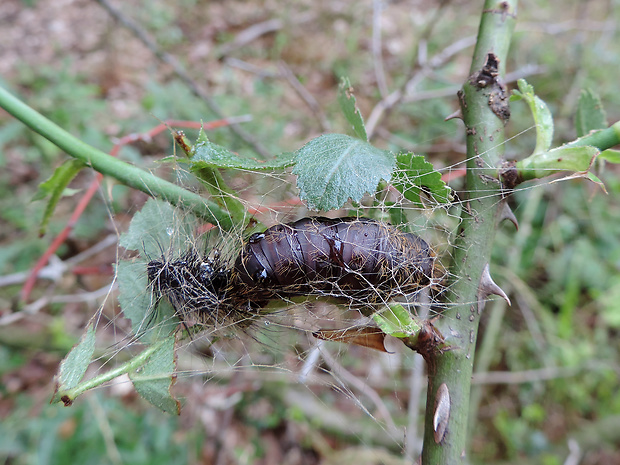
421, 1, 517, 463
564, 120, 620, 149
513, 121, 620, 182
0, 85, 233, 229
194, 167, 248, 224
57, 337, 170, 404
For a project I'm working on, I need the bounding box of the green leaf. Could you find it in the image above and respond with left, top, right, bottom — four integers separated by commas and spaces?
292, 134, 396, 211
118, 199, 187, 338
191, 137, 295, 171
517, 146, 599, 180
599, 149, 620, 163
119, 198, 196, 256
33, 159, 86, 236
575, 88, 607, 137
338, 77, 367, 140
116, 260, 178, 340
392, 153, 452, 206
51, 321, 96, 403
511, 79, 554, 154
129, 335, 181, 415
373, 304, 422, 338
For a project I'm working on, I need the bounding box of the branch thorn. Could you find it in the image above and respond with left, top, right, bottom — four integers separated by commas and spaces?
444, 109, 463, 121
498, 199, 518, 230
477, 263, 511, 312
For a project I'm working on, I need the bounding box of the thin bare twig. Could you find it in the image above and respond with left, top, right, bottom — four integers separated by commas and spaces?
217, 18, 283, 57
405, 289, 431, 460
93, 0, 272, 158
518, 19, 616, 35
0, 283, 116, 326
278, 61, 330, 132
472, 366, 582, 385
372, 0, 389, 98
223, 57, 277, 78
366, 33, 475, 137
318, 344, 401, 438
216, 12, 315, 57
1, 234, 117, 289
563, 438, 581, 465
298, 339, 324, 384
365, 1, 453, 138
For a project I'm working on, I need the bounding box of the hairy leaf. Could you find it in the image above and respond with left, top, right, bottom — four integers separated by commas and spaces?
338, 77, 367, 140
191, 132, 295, 171
392, 153, 452, 206
119, 198, 196, 256
129, 335, 181, 415
51, 321, 96, 404
118, 199, 186, 338
511, 79, 554, 155
116, 261, 178, 340
33, 159, 86, 236
575, 88, 607, 137
293, 134, 395, 211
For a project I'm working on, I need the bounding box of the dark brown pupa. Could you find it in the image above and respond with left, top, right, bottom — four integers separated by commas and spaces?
233, 217, 435, 306
147, 217, 436, 327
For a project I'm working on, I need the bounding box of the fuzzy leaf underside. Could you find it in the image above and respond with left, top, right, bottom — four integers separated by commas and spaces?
292, 133, 396, 211
119, 198, 197, 256
129, 335, 181, 415
51, 321, 96, 404
191, 136, 295, 171
118, 199, 186, 338
116, 261, 178, 341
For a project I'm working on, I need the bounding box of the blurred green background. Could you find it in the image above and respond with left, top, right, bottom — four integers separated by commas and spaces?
1, 1, 619, 464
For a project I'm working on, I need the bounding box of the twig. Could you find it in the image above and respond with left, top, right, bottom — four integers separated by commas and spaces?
405, 289, 431, 460
563, 438, 581, 465
223, 57, 277, 78
365, 1, 453, 139
367, 33, 475, 136
298, 339, 324, 384
92, 0, 272, 158
88, 395, 123, 465
216, 12, 315, 57
518, 19, 616, 35
217, 18, 283, 56
372, 0, 389, 98
472, 366, 582, 385
0, 234, 117, 288
0, 283, 116, 326
278, 61, 330, 132
318, 343, 400, 438
422, 1, 518, 460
